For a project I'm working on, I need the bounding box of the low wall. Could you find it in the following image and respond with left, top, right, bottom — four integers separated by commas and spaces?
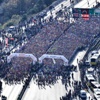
68, 46, 86, 65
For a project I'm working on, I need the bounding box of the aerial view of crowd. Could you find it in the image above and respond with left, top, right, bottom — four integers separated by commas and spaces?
32, 64, 75, 89
19, 20, 69, 57
47, 17, 100, 60
0, 5, 99, 85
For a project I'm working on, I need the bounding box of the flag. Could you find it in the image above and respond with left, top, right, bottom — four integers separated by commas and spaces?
82, 14, 89, 20
81, 9, 89, 20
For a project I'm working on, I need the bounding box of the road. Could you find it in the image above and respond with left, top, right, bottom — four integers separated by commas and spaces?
44, 0, 71, 19
70, 50, 93, 100
0, 49, 91, 100
1, 80, 24, 100
22, 79, 66, 100
74, 0, 100, 8
21, 50, 87, 100
71, 50, 86, 82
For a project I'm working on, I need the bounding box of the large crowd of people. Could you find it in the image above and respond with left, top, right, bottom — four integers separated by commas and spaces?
19, 20, 68, 57
1, 19, 69, 84
47, 17, 100, 60
0, 17, 99, 85
0, 1, 99, 100
32, 64, 75, 89
0, 1, 99, 87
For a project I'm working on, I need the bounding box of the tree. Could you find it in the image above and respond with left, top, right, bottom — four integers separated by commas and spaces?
0, 0, 3, 4
21, 14, 27, 22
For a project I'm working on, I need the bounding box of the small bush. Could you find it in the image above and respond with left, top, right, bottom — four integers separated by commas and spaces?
3, 20, 14, 29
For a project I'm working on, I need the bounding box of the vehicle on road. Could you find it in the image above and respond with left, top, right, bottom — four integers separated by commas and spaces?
94, 89, 100, 100
90, 53, 100, 66
79, 90, 87, 100
86, 67, 94, 76
89, 81, 100, 92
85, 74, 96, 83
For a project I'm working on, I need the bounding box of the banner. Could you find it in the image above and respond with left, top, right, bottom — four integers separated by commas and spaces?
81, 9, 89, 14
81, 9, 89, 20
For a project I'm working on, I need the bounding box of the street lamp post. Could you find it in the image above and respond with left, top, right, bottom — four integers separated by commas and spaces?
87, 0, 89, 7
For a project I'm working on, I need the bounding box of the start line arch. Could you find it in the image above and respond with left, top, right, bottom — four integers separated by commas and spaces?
7, 53, 37, 65
39, 54, 68, 66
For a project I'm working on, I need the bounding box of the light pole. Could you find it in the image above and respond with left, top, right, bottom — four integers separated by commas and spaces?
87, 0, 89, 7
95, 0, 97, 4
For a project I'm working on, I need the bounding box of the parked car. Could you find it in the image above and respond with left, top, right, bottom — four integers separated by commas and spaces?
94, 89, 100, 100
79, 90, 87, 100
92, 81, 100, 91
86, 67, 94, 75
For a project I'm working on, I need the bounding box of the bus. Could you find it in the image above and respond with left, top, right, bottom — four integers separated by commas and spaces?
90, 53, 100, 66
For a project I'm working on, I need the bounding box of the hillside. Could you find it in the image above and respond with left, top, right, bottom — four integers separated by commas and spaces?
0, 0, 57, 29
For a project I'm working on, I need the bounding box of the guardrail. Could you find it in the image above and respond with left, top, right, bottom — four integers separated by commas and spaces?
82, 32, 100, 63
68, 46, 86, 64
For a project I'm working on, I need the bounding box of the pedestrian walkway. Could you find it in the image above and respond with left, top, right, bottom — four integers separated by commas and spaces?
22, 79, 66, 100
74, 0, 100, 8
71, 50, 86, 82
1, 80, 24, 100
44, 0, 71, 19
66, 50, 87, 99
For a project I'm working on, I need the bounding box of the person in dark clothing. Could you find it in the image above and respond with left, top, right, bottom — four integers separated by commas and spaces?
60, 97, 62, 100
68, 90, 72, 100
0, 81, 2, 91
72, 72, 74, 79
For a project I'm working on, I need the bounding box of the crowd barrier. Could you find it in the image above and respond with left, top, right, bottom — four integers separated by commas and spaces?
82, 32, 100, 63
68, 46, 86, 64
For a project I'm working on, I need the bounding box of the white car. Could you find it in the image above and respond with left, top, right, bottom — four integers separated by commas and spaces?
91, 81, 100, 90
85, 74, 96, 83
86, 92, 92, 100
91, 50, 98, 56
79, 90, 92, 100
86, 67, 94, 75
94, 89, 100, 100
